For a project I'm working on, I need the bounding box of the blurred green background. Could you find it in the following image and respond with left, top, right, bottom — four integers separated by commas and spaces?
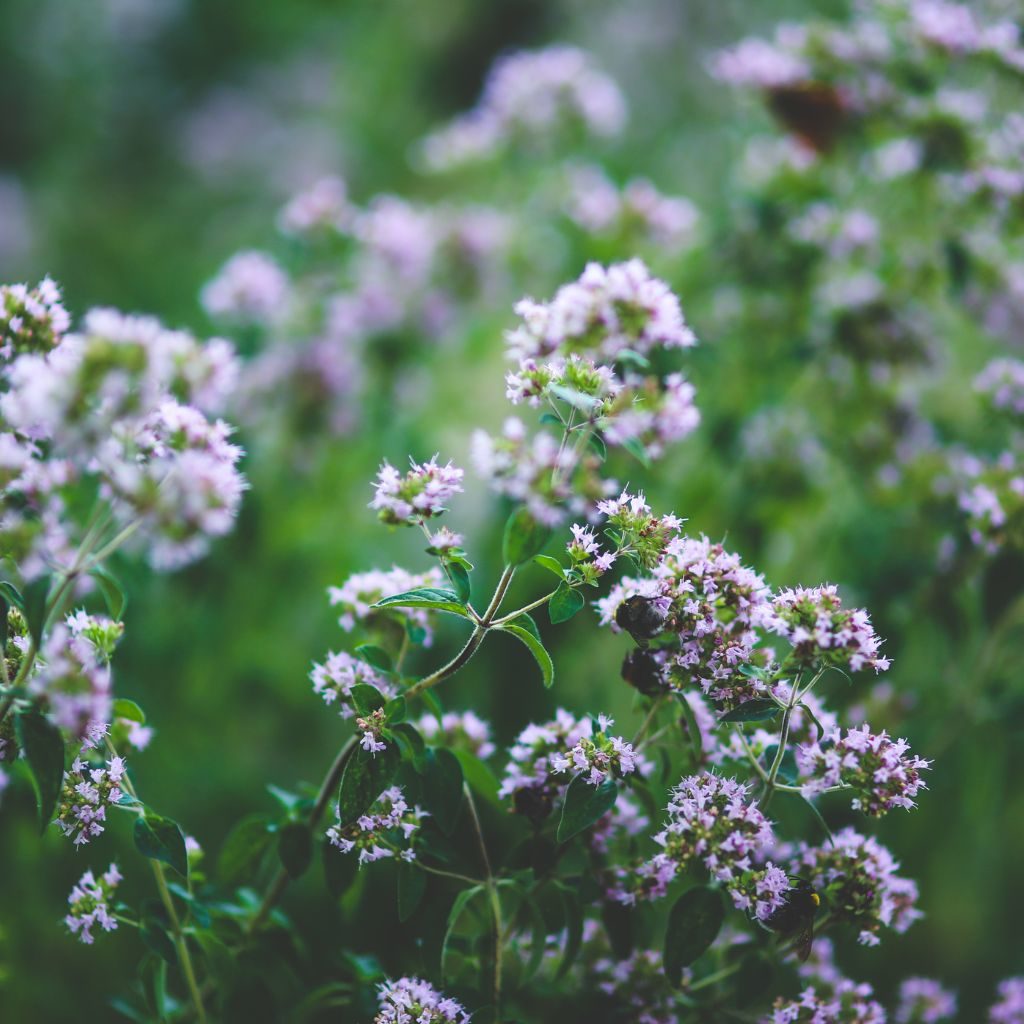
2, 0, 1022, 1020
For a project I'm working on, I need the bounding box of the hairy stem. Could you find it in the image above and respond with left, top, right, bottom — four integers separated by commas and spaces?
760, 675, 802, 810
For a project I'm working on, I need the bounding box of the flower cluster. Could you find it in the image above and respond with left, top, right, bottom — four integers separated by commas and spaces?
369, 456, 464, 526
374, 976, 470, 1024
990, 978, 1024, 1023
328, 566, 445, 645
591, 947, 681, 1024
595, 490, 684, 570
357, 707, 389, 755
200, 250, 290, 326
565, 164, 700, 250
55, 755, 127, 846
65, 863, 122, 945
770, 586, 891, 674
796, 725, 930, 815
310, 651, 395, 718
956, 451, 1024, 553
612, 772, 787, 918
566, 522, 616, 580
416, 710, 495, 760
976, 358, 1024, 420
277, 175, 353, 237
326, 786, 425, 866
551, 714, 640, 785
788, 828, 922, 946
1, 277, 70, 356
896, 977, 958, 1023
418, 45, 627, 171
768, 982, 886, 1024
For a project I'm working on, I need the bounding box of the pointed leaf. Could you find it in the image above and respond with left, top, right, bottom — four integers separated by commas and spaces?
664, 886, 724, 984
421, 748, 464, 836
373, 587, 468, 617
442, 886, 486, 981
499, 623, 554, 689
502, 507, 552, 566
548, 583, 584, 625
445, 562, 472, 604
354, 644, 393, 672
15, 709, 65, 830
90, 566, 127, 620
23, 575, 50, 648
337, 744, 400, 826
112, 698, 146, 724
134, 812, 189, 879
218, 815, 273, 885
397, 859, 426, 922
557, 775, 617, 842
718, 698, 780, 723
278, 822, 314, 879
350, 683, 387, 715
532, 555, 566, 580
322, 837, 357, 897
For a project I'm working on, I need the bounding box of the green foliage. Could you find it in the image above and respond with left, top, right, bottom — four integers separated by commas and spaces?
14, 710, 65, 830
556, 776, 617, 843
663, 886, 724, 984
133, 812, 189, 879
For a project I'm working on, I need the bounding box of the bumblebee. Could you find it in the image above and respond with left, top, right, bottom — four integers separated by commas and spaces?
762, 879, 820, 962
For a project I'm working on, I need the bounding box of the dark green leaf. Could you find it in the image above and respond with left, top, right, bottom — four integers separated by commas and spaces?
664, 886, 724, 983
134, 812, 189, 879
621, 436, 651, 467
0, 580, 24, 612
588, 431, 607, 462
373, 587, 468, 616
453, 750, 501, 805
322, 838, 357, 897
502, 507, 552, 566
354, 644, 393, 672
384, 696, 407, 724
350, 683, 387, 715
442, 886, 485, 981
391, 722, 427, 770
112, 698, 145, 724
445, 562, 472, 604
555, 884, 583, 981
520, 893, 548, 984
506, 611, 541, 640
15, 710, 65, 830
799, 700, 827, 740
397, 859, 426, 922
140, 914, 177, 966
217, 816, 273, 885
337, 744, 400, 826
278, 822, 314, 879
734, 952, 774, 1006
548, 583, 585, 625
532, 555, 566, 579
601, 900, 634, 960
762, 745, 799, 785
23, 575, 50, 648
676, 694, 704, 765
0, 594, 8, 652
166, 882, 211, 929
538, 412, 564, 428
90, 566, 127, 619
556, 776, 616, 843
421, 748, 464, 836
499, 623, 554, 689
718, 699, 780, 723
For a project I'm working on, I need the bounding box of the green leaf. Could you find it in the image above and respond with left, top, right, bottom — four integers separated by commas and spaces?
621, 436, 651, 467
15, 709, 65, 830
520, 893, 548, 984
166, 882, 211, 929
502, 507, 552, 566
615, 349, 651, 372
442, 886, 486, 981
549, 383, 602, 414
445, 562, 472, 604
453, 749, 501, 805
23, 575, 50, 648
762, 745, 799, 785
0, 595, 8, 653
397, 859, 426, 922
734, 951, 774, 1006
373, 587, 468, 617
532, 555, 566, 580
90, 565, 127, 619
676, 694, 704, 765
112, 698, 146, 724
0, 580, 24, 612
588, 431, 607, 462
799, 700, 827, 740
217, 815, 273, 885
539, 412, 564, 428
354, 644, 393, 672
134, 812, 189, 879
506, 611, 541, 640
140, 911, 177, 966
278, 822, 314, 879
350, 683, 387, 715
384, 696, 407, 724
548, 583, 585, 625
322, 837, 357, 897
337, 744, 400, 826
391, 722, 427, 770
555, 884, 583, 981
663, 886, 724, 984
421, 748, 464, 836
601, 900, 634, 960
499, 623, 554, 689
718, 698, 780, 723
557, 775, 617, 843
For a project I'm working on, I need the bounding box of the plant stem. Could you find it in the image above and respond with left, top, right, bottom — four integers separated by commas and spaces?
464, 782, 501, 1018
760, 675, 802, 810
631, 696, 666, 746
481, 565, 515, 623
686, 960, 743, 993
734, 727, 771, 785
404, 626, 486, 700
491, 589, 558, 626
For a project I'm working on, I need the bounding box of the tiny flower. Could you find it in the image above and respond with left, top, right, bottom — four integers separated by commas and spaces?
551, 718, 641, 786
427, 526, 464, 554
416, 710, 496, 759
327, 787, 426, 866
896, 977, 958, 1023
65, 863, 122, 945
990, 977, 1024, 1024
310, 651, 395, 718
200, 250, 290, 325
370, 455, 464, 526
55, 755, 127, 847
357, 708, 389, 755
0, 277, 70, 357
374, 975, 470, 1023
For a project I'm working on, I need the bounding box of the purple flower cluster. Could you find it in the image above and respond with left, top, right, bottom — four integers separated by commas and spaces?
369, 455, 464, 526
0, 277, 70, 356
419, 45, 626, 171
328, 566, 445, 645
612, 772, 787, 919
277, 175, 353, 237
65, 863, 122, 945
551, 714, 641, 785
592, 947, 681, 1024
796, 725, 930, 816
788, 828, 922, 946
896, 977, 958, 1023
416, 710, 495, 759
200, 250, 290, 326
55, 755, 127, 846
356, 707, 389, 755
990, 978, 1024, 1023
310, 650, 395, 719
770, 585, 891, 674
374, 976, 470, 1024
956, 451, 1024, 554
976, 358, 1024, 419
499, 708, 592, 811
768, 982, 886, 1024
326, 786, 425, 866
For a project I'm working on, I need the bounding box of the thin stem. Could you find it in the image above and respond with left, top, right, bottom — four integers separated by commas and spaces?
112, 745, 207, 1024
404, 626, 485, 700
481, 565, 515, 624
84, 518, 143, 569
491, 589, 558, 627
416, 861, 485, 886
760, 675, 802, 810
631, 696, 666, 746
734, 727, 771, 785
686, 960, 743, 993
0, 691, 14, 723
463, 783, 501, 1017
